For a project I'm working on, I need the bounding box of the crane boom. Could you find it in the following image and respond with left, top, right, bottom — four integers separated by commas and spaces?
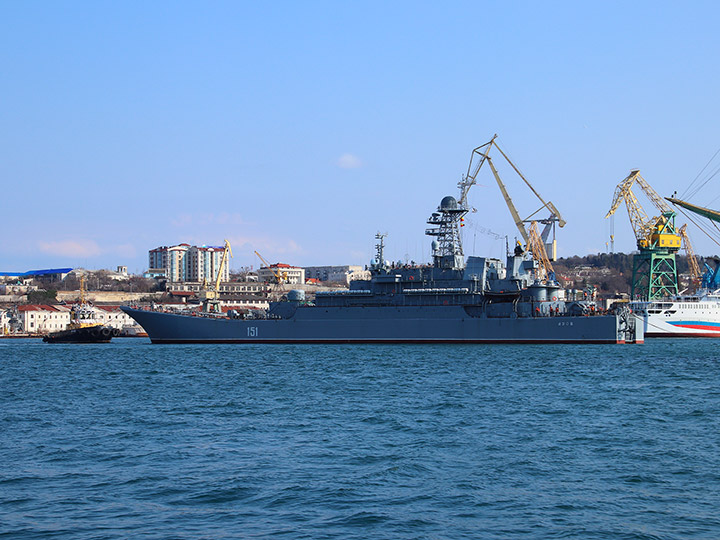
605, 171, 654, 245
199, 240, 233, 310
214, 240, 233, 292
605, 170, 679, 249
459, 136, 495, 207
487, 156, 529, 244
491, 142, 567, 228
635, 173, 672, 214
254, 250, 285, 284
459, 135, 565, 258
678, 224, 702, 286
527, 221, 554, 282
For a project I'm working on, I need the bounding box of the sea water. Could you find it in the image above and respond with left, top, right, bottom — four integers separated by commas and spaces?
1, 338, 719, 539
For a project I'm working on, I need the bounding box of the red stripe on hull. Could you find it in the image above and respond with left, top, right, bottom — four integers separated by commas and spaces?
670, 324, 720, 331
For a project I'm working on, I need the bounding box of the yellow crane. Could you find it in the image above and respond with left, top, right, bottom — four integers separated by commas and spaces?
678, 224, 702, 286
460, 134, 565, 260
199, 240, 233, 311
605, 170, 681, 300
605, 170, 681, 250
254, 250, 288, 285
527, 221, 554, 282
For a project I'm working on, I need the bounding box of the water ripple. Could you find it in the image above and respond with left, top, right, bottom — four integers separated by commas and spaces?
1, 339, 720, 539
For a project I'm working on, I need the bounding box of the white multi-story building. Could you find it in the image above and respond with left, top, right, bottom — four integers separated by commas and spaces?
257, 263, 305, 285
148, 244, 190, 282
186, 246, 229, 283
148, 244, 229, 283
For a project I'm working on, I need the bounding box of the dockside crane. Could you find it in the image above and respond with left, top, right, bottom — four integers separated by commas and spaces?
605, 170, 681, 300
253, 251, 290, 300
460, 134, 566, 261
199, 239, 233, 312
677, 224, 702, 288
527, 221, 555, 283
254, 250, 288, 285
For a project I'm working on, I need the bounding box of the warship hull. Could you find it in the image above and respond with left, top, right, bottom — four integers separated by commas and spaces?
121, 306, 642, 344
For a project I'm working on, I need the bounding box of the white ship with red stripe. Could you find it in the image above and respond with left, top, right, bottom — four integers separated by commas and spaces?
631, 291, 720, 337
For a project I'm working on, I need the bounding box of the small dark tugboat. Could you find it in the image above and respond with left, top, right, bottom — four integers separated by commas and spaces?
43, 277, 120, 343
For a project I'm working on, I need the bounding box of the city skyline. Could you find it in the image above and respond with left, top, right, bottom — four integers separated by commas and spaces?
3, 2, 720, 274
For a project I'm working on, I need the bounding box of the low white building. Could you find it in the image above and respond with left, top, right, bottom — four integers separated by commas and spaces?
95, 306, 140, 329
167, 281, 272, 309
257, 264, 305, 285
304, 265, 370, 285
16, 304, 138, 334
17, 305, 71, 333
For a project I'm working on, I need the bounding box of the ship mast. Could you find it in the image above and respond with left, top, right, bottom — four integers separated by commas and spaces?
426, 196, 468, 269
79, 275, 86, 305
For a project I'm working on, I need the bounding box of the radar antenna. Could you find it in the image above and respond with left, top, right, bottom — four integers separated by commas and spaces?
374, 232, 387, 270
426, 196, 467, 269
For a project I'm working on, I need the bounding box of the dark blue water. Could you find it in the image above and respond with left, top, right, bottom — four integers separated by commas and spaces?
2, 338, 719, 539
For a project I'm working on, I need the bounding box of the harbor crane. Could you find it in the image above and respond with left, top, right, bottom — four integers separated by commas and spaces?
527, 221, 555, 283
254, 250, 288, 287
678, 224, 702, 287
459, 134, 565, 261
605, 170, 681, 300
199, 240, 233, 312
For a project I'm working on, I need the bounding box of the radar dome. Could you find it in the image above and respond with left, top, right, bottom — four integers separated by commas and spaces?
440, 195, 458, 210
431, 240, 439, 251
287, 289, 306, 302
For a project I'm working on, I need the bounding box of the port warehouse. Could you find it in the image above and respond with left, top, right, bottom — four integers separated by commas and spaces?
0, 268, 72, 281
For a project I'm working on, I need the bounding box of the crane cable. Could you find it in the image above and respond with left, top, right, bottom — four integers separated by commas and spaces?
673, 205, 720, 251
680, 144, 720, 201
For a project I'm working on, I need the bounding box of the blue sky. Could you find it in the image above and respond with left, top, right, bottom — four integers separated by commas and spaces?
2, 2, 720, 274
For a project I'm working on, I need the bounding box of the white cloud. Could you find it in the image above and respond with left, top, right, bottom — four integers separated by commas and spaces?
38, 239, 102, 258
337, 153, 362, 169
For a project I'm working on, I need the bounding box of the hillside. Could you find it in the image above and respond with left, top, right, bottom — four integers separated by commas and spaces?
553, 252, 710, 297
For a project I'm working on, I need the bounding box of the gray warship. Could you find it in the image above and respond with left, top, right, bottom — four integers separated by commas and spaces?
122, 138, 643, 344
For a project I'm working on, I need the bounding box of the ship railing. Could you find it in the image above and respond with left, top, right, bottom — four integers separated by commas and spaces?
316, 290, 372, 296
403, 288, 470, 294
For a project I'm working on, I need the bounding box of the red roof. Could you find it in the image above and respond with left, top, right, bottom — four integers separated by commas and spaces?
18, 304, 62, 312
95, 305, 126, 312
